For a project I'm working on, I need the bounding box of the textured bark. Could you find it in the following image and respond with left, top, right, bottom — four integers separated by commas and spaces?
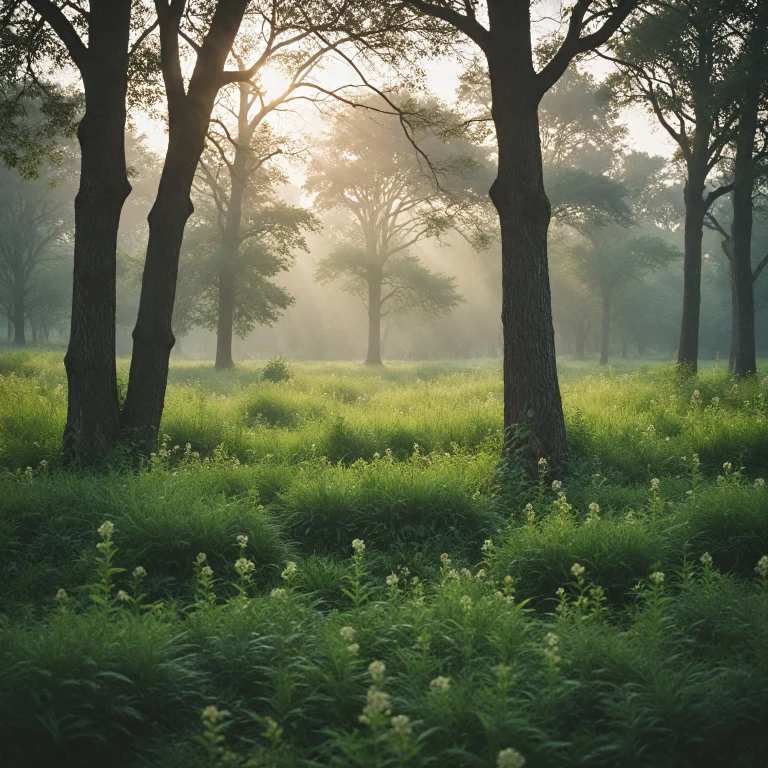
121, 0, 250, 450
728, 263, 737, 371
486, 7, 566, 462
599, 291, 610, 365
731, 3, 768, 379
677, 161, 708, 371
62, 2, 132, 460
366, 272, 383, 365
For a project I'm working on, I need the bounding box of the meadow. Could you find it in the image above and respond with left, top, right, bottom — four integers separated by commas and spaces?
1, 350, 768, 767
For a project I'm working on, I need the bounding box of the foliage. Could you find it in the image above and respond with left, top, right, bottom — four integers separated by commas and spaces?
261, 355, 292, 383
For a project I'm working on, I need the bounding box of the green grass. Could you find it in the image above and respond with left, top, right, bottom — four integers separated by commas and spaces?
1, 350, 768, 767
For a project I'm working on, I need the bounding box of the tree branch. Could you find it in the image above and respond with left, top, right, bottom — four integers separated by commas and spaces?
26, 0, 89, 70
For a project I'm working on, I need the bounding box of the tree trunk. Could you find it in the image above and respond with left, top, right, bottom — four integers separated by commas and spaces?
731, 3, 768, 378
121, 0, 250, 451
215, 148, 247, 370
12, 269, 25, 345
729, 264, 737, 371
62, 2, 132, 461
621, 336, 628, 360
366, 272, 383, 365
677, 161, 708, 372
574, 321, 586, 360
600, 291, 610, 365
485, 17, 566, 462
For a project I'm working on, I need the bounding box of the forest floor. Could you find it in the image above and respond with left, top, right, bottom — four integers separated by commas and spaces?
1, 350, 767, 767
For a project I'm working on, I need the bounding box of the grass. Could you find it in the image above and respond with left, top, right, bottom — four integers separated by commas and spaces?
1, 350, 768, 767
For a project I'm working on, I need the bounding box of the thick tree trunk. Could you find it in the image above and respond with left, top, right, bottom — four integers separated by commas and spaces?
120, 130, 201, 446
12, 271, 25, 345
677, 162, 708, 372
731, 3, 767, 378
729, 265, 737, 371
63, 2, 132, 461
215, 150, 247, 370
366, 273, 383, 365
600, 291, 610, 365
486, 20, 566, 462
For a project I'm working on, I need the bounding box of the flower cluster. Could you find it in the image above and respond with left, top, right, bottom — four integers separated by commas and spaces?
352, 539, 365, 556
430, 676, 451, 694
649, 571, 665, 585
497, 747, 526, 768
234, 558, 255, 577
755, 555, 768, 578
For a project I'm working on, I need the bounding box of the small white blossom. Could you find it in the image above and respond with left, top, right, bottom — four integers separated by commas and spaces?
430, 676, 451, 694
390, 714, 411, 737
368, 660, 386, 683
270, 588, 288, 600
234, 558, 255, 577
281, 561, 297, 580
497, 747, 526, 768
700, 552, 713, 566
481, 539, 494, 552
339, 626, 356, 642
352, 539, 365, 556
347, 643, 360, 655
551, 480, 562, 492
650, 478, 660, 491
97, 520, 114, 539
196, 552, 207, 564
755, 478, 765, 488
117, 590, 130, 602
570, 563, 585, 578
236, 534, 248, 548
359, 687, 391, 724
386, 573, 399, 587
755, 555, 768, 578
459, 594, 473, 611
544, 632, 559, 648
55, 588, 68, 601
132, 566, 146, 579
440, 552, 451, 567
201, 565, 214, 579
649, 571, 665, 585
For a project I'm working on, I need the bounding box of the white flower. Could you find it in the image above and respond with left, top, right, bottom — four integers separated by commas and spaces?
544, 632, 559, 648
236, 534, 248, 548
346, 643, 360, 655
475, 569, 486, 581
430, 676, 451, 694
649, 571, 665, 585
196, 552, 207, 564
440, 552, 451, 567
201, 565, 214, 579
723, 462, 732, 472
97, 520, 114, 539
234, 558, 255, 577
368, 660, 386, 683
281, 561, 297, 580
700, 552, 713, 566
339, 626, 356, 642
117, 590, 130, 602
352, 539, 365, 556
459, 594, 473, 611
570, 563, 585, 578
556, 587, 565, 597
390, 714, 412, 737
386, 573, 399, 587
132, 566, 146, 579
588, 502, 600, 515
650, 478, 660, 491
55, 588, 68, 601
497, 747, 526, 768
551, 480, 562, 492
755, 478, 765, 488
270, 588, 288, 600
481, 539, 494, 552
359, 687, 391, 724
755, 555, 768, 578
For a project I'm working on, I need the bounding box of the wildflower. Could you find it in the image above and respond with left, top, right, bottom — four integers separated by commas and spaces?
117, 590, 130, 602
262, 716, 283, 743
132, 566, 146, 579
201, 565, 214, 579
390, 714, 412, 737
359, 688, 391, 724
459, 594, 473, 611
440, 552, 451, 567
755, 555, 768, 578
570, 563, 585, 578
368, 660, 386, 683
544, 632, 558, 648
692, 454, 700, 467
281, 561, 297, 580
589, 502, 600, 515
447, 569, 459, 580
481, 538, 494, 552
650, 478, 660, 491
691, 390, 700, 401
352, 539, 365, 556
497, 747, 526, 768
712, 396, 720, 406
270, 588, 288, 600
346, 643, 360, 655
524, 503, 535, 522
723, 462, 732, 472
555, 587, 565, 597
55, 588, 68, 602
201, 705, 224, 726
97, 520, 114, 539
234, 558, 255, 577
196, 552, 207, 564
649, 571, 665, 585
755, 478, 765, 488
460, 568, 472, 580
551, 479, 562, 492
700, 552, 713, 566
430, 676, 451, 694
236, 534, 248, 548
339, 626, 356, 642
475, 569, 486, 581
538, 457, 548, 467
386, 573, 399, 587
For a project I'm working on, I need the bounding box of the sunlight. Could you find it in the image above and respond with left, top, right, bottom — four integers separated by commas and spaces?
257, 67, 292, 101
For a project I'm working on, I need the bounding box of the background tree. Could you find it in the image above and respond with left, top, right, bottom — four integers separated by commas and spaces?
400, 0, 640, 462
607, 0, 740, 371
306, 97, 484, 365
0, 163, 73, 345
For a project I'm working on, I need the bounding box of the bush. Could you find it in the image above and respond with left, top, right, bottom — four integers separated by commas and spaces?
261, 356, 292, 383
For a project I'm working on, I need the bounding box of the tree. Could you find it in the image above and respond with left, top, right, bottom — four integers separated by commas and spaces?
728, 0, 768, 377
177, 139, 315, 351
607, 0, 741, 371
0, 163, 73, 345
400, 0, 640, 462
306, 97, 482, 365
